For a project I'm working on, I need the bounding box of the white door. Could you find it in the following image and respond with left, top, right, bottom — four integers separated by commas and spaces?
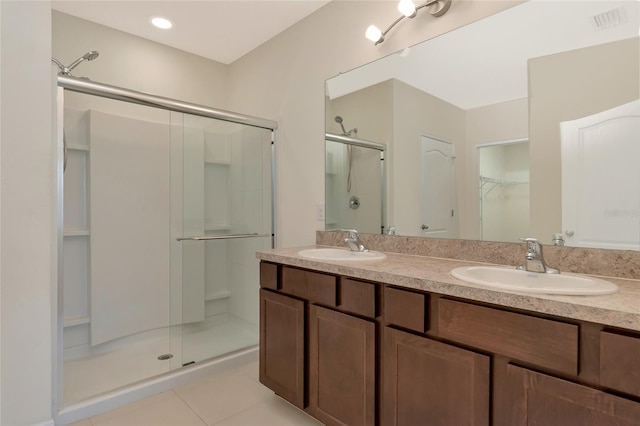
420, 136, 457, 238
561, 99, 640, 250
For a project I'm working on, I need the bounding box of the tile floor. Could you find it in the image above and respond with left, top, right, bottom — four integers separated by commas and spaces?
68, 360, 323, 426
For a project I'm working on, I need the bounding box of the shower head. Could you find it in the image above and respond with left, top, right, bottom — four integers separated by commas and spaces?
52, 50, 100, 76
84, 51, 100, 61
67, 51, 99, 72
335, 116, 348, 135
334, 115, 358, 137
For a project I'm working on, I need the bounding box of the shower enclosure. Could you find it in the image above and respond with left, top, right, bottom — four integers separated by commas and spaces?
325, 133, 386, 234
56, 76, 275, 413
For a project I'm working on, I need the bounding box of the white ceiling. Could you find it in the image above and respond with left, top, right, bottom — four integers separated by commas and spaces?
52, 0, 331, 65
52, 0, 639, 108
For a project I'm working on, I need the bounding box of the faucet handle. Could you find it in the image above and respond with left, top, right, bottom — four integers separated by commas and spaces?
520, 237, 541, 250
519, 237, 539, 243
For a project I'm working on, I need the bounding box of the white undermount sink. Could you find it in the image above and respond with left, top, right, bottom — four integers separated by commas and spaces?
298, 248, 386, 261
450, 265, 618, 296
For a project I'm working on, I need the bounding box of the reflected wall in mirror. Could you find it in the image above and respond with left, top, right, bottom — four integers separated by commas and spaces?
325, 133, 386, 234
325, 0, 639, 249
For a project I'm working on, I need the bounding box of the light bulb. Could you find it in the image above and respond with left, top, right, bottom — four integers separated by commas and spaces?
398, 0, 417, 17
151, 16, 173, 29
365, 25, 383, 43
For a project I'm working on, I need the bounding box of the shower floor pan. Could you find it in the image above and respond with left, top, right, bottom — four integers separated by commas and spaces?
63, 314, 258, 404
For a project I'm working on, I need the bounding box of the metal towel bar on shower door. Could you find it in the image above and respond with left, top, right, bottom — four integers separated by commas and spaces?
176, 233, 271, 241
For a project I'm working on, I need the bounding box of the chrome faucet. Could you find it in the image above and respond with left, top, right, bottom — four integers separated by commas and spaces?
343, 229, 368, 252
517, 237, 559, 274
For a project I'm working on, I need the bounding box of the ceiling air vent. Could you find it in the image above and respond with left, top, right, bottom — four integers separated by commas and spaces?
591, 6, 628, 30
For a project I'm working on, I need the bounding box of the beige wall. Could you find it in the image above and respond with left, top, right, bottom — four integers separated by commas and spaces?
392, 79, 465, 236
327, 79, 394, 143
0, 1, 523, 423
52, 11, 229, 107
326, 80, 391, 233
464, 98, 528, 239
326, 80, 527, 239
227, 0, 524, 247
326, 77, 466, 237
529, 37, 640, 243
1, 1, 54, 425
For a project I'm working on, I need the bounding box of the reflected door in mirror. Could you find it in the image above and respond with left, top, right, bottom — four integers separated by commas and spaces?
561, 100, 640, 250
421, 136, 457, 238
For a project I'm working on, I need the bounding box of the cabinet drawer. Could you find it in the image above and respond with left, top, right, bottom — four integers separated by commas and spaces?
600, 331, 640, 398
281, 266, 336, 306
384, 287, 427, 333
438, 299, 579, 375
260, 262, 279, 290
339, 278, 377, 318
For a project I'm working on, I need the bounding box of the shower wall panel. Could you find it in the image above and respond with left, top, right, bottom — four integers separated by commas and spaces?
90, 110, 171, 346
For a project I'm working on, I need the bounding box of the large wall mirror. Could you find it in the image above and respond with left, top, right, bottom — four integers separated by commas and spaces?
325, 0, 639, 250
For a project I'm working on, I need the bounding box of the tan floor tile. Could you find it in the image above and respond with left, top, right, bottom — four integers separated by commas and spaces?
91, 392, 206, 426
175, 371, 273, 425
235, 360, 259, 383
213, 396, 323, 426
88, 391, 175, 425
67, 419, 93, 426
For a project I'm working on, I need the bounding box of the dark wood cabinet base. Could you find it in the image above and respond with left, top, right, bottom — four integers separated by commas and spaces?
259, 262, 640, 426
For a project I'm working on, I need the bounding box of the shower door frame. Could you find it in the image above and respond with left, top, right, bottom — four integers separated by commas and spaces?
54, 75, 277, 419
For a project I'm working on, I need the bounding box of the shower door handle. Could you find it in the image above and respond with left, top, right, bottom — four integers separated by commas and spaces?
176, 233, 271, 242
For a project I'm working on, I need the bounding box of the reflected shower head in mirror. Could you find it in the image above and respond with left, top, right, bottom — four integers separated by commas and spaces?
335, 116, 347, 134
334, 116, 357, 137
51, 50, 99, 76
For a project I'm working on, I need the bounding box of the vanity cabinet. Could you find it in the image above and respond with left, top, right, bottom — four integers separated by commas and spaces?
259, 262, 378, 426
308, 304, 376, 426
259, 289, 305, 408
503, 364, 640, 425
382, 327, 490, 425
259, 261, 640, 426
600, 331, 640, 399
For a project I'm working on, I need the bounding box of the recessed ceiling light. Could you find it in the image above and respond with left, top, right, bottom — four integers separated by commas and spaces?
150, 16, 173, 30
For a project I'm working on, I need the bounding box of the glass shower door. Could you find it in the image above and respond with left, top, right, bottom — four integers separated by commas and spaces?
61, 92, 178, 405
174, 113, 273, 366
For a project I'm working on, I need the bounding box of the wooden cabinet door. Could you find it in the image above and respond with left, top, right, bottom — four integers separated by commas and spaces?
382, 327, 490, 426
259, 289, 305, 408
308, 305, 376, 426
502, 364, 640, 426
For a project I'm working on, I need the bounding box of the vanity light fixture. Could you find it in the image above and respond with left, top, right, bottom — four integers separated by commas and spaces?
366, 0, 452, 45
150, 16, 173, 30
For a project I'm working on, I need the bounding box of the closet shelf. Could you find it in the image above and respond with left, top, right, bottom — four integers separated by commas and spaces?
66, 144, 89, 151
64, 229, 90, 237
480, 175, 528, 197
204, 226, 231, 232
64, 315, 90, 328
205, 290, 231, 302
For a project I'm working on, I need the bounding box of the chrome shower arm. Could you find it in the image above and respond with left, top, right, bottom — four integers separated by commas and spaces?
66, 56, 87, 72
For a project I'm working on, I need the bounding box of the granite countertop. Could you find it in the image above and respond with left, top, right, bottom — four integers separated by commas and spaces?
257, 245, 640, 332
